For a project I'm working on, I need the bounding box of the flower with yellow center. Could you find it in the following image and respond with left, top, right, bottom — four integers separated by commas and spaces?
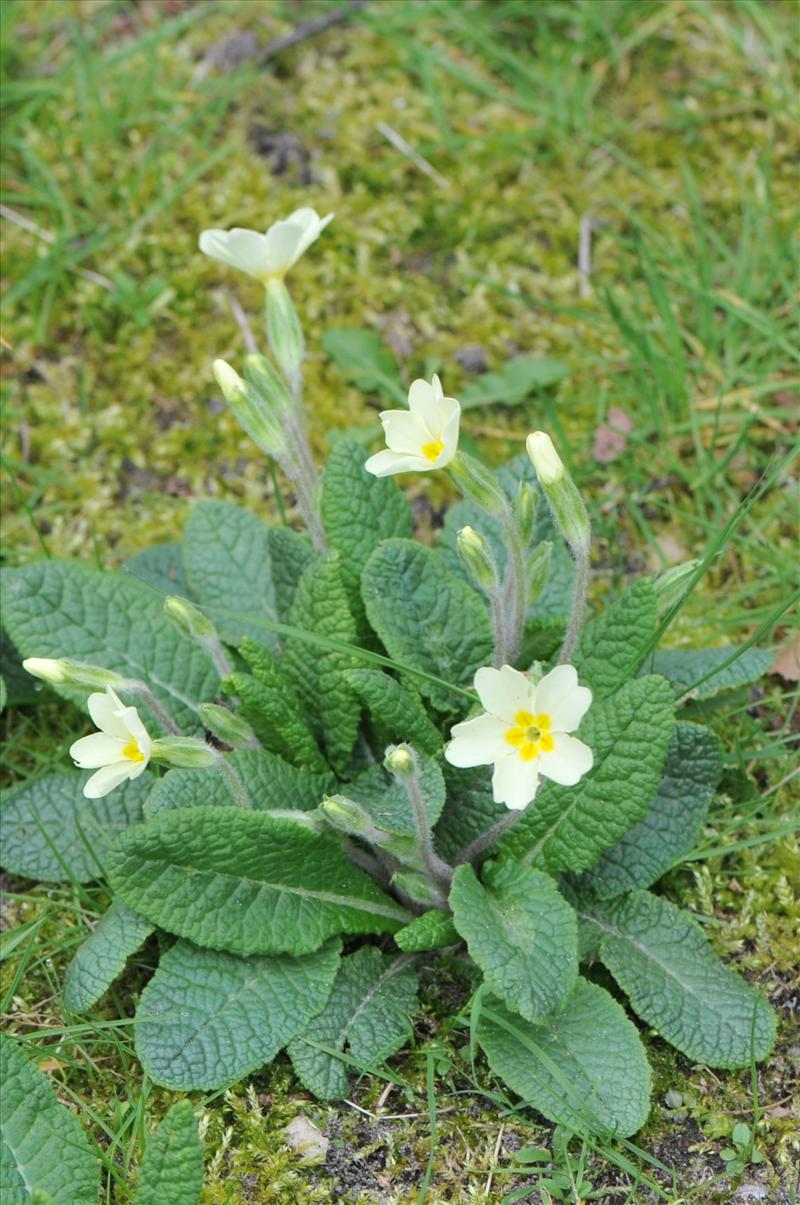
69, 687, 152, 799
364, 375, 460, 478
199, 208, 333, 283
445, 664, 593, 810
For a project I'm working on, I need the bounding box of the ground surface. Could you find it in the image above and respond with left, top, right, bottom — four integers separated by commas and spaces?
1, 1, 798, 1202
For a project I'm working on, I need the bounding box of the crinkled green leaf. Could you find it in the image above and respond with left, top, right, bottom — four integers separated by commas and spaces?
348, 754, 446, 837
580, 891, 777, 1068
477, 980, 652, 1138
135, 938, 340, 1090
362, 539, 493, 710
124, 542, 189, 597
0, 561, 218, 731
498, 676, 675, 873
394, 909, 460, 952
345, 669, 442, 755
0, 771, 149, 883
651, 646, 773, 700
451, 863, 577, 1022
284, 555, 362, 773
63, 901, 154, 1014
144, 748, 333, 817
574, 578, 657, 699
266, 527, 313, 623
226, 640, 326, 771
577, 722, 721, 898
0, 1033, 100, 1204
321, 438, 412, 618
182, 501, 277, 646
134, 1100, 202, 1205
108, 806, 410, 956
288, 947, 418, 1100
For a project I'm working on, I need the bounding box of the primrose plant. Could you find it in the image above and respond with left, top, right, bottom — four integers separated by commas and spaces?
3, 208, 777, 1143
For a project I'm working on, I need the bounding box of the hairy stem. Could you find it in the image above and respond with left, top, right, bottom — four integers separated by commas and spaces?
559, 541, 590, 664
498, 504, 527, 666
127, 682, 181, 736
403, 768, 454, 894
218, 757, 252, 808
454, 806, 530, 866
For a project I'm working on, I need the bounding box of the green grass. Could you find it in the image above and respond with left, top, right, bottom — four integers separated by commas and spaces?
2, 0, 799, 1201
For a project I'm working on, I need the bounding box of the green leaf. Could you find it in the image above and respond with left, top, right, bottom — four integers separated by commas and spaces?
0, 560, 218, 731
574, 579, 657, 699
580, 891, 777, 1068
321, 438, 412, 619
227, 640, 327, 770
450, 863, 578, 1022
348, 753, 446, 837
266, 527, 313, 623
0, 771, 149, 883
361, 539, 493, 710
345, 669, 441, 755
477, 980, 652, 1138
435, 765, 506, 863
461, 357, 569, 409
577, 722, 721, 898
108, 806, 411, 956
63, 901, 154, 1014
0, 1032, 100, 1204
135, 938, 340, 1090
394, 909, 460, 952
288, 948, 418, 1100
651, 646, 773, 700
284, 555, 362, 773
124, 542, 189, 596
182, 501, 277, 646
134, 1101, 202, 1205
498, 676, 675, 873
144, 748, 333, 816
321, 327, 403, 399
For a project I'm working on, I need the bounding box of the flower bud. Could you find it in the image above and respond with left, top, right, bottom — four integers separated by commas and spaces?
213, 358, 285, 458
243, 352, 294, 420
456, 525, 498, 590
23, 657, 127, 691
526, 431, 590, 552
265, 277, 304, 384
652, 561, 700, 612
447, 452, 507, 515
320, 794, 381, 839
198, 703, 256, 749
514, 481, 539, 545
164, 596, 216, 644
384, 744, 415, 777
150, 737, 218, 768
526, 540, 552, 605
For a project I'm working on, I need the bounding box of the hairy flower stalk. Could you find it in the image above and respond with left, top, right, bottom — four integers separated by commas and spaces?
527, 431, 591, 664
385, 745, 453, 904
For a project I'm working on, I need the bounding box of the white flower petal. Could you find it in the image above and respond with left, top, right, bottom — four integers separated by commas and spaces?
70, 732, 124, 768
380, 409, 430, 455
407, 378, 459, 439
286, 208, 333, 262
83, 761, 136, 799
261, 220, 306, 277
492, 754, 540, 810
364, 449, 430, 477
533, 664, 593, 732
473, 665, 535, 722
120, 706, 152, 760
444, 714, 510, 767
437, 398, 461, 465
199, 228, 270, 278
87, 691, 130, 739
537, 732, 594, 786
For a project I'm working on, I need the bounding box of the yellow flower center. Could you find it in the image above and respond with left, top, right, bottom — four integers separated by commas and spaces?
422, 437, 445, 462
505, 710, 554, 762
122, 738, 145, 763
